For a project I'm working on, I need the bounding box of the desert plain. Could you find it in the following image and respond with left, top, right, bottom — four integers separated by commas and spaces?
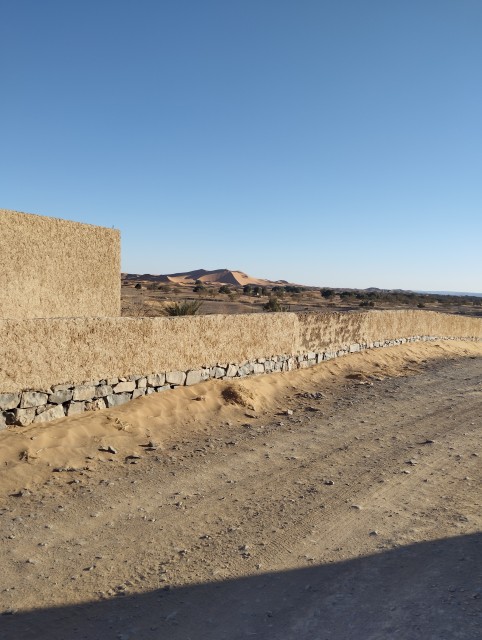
1, 339, 481, 639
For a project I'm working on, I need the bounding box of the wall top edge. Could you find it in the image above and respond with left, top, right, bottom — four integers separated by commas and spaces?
0, 309, 479, 323
0, 209, 120, 234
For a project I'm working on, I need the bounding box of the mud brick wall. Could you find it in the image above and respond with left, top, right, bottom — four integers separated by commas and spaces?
0, 209, 120, 319
0, 310, 481, 427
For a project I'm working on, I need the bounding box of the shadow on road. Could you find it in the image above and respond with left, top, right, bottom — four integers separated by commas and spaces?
2, 532, 481, 640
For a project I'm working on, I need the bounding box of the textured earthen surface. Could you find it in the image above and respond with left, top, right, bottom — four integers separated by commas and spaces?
0, 313, 299, 392
0, 310, 481, 394
0, 209, 120, 319
296, 310, 482, 351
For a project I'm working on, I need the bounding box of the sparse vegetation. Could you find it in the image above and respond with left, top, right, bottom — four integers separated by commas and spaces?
163, 300, 202, 316
321, 288, 335, 299
219, 285, 231, 294
121, 273, 482, 319
263, 297, 288, 312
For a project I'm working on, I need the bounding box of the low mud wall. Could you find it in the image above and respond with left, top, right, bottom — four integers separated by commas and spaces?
1, 310, 481, 428
297, 310, 482, 351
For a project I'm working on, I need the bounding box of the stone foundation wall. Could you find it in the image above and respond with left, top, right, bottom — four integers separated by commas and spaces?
1, 334, 479, 429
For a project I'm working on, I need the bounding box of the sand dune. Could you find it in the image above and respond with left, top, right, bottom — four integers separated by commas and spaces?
123, 268, 287, 287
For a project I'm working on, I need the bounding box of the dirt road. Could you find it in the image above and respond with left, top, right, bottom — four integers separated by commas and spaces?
1, 342, 481, 639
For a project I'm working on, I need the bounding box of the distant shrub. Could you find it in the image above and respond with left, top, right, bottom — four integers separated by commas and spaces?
359, 300, 375, 308
219, 285, 231, 294
340, 291, 354, 299
417, 302, 425, 308
163, 300, 202, 316
321, 288, 335, 299
263, 297, 288, 312
272, 286, 285, 296
134, 283, 142, 290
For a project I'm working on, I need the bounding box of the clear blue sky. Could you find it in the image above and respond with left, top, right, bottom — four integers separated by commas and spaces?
2, 1, 481, 291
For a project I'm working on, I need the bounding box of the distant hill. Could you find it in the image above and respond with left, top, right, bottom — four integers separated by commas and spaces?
122, 268, 290, 287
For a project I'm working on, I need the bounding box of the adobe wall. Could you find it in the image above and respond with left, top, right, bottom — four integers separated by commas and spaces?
0, 209, 120, 319
0, 310, 481, 428
297, 310, 482, 351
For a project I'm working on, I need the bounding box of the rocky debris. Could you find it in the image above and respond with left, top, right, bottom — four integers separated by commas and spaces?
99, 445, 117, 454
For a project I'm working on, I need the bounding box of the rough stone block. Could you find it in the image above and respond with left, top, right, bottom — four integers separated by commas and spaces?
106, 378, 119, 385
66, 402, 85, 416
72, 385, 96, 402
95, 385, 113, 398
113, 381, 136, 393
186, 370, 204, 386
14, 408, 36, 426
36, 403, 52, 415
156, 385, 171, 393
85, 398, 107, 411
51, 384, 72, 392
49, 389, 73, 404
137, 377, 147, 389
147, 373, 165, 387
226, 364, 238, 377
0, 393, 20, 411
132, 388, 146, 399
253, 363, 265, 374
34, 404, 65, 423
105, 393, 131, 407
166, 371, 186, 386
20, 391, 48, 409
0, 412, 7, 430
237, 364, 250, 377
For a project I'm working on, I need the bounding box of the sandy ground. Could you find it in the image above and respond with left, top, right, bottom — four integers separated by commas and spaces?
0, 341, 481, 639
